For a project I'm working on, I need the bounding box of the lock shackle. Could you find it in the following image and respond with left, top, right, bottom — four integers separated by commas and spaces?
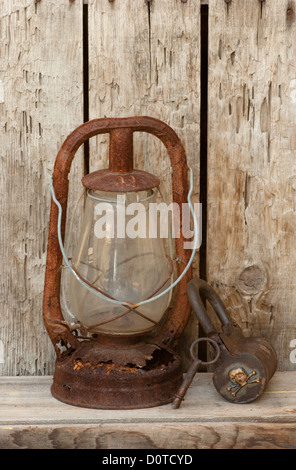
187, 278, 232, 336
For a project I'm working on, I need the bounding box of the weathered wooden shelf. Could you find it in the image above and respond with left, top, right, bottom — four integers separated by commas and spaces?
1, 371, 296, 449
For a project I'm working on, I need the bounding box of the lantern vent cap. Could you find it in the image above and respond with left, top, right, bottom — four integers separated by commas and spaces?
82, 168, 160, 192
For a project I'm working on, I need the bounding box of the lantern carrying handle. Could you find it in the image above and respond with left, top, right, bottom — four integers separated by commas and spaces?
48, 166, 198, 308
43, 116, 194, 351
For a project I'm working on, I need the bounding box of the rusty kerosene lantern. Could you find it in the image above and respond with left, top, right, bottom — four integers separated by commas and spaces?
43, 116, 197, 409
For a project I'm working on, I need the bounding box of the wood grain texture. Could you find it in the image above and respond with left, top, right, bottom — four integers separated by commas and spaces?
1, 372, 296, 448
0, 0, 83, 376
2, 0, 296, 381
88, 0, 201, 363
2, 422, 296, 449
88, 0, 200, 179
207, 0, 296, 370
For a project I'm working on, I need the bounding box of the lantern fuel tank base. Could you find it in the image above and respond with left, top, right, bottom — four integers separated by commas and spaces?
50, 341, 183, 410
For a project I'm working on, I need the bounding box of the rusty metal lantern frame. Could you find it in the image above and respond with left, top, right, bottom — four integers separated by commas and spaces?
43, 116, 194, 409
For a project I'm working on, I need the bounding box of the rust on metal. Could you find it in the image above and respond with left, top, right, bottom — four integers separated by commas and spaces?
82, 125, 161, 191
109, 127, 133, 172
51, 340, 183, 410
82, 124, 158, 192
82, 169, 160, 192
172, 337, 220, 409
186, 278, 277, 404
171, 358, 201, 409
43, 116, 192, 409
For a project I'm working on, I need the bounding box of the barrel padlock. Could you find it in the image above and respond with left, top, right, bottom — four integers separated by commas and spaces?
187, 278, 277, 404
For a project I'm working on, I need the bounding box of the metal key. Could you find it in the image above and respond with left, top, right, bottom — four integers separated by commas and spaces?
172, 337, 220, 409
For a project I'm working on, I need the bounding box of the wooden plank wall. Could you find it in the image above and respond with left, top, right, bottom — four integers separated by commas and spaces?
0, 0, 200, 376
0, 0, 296, 375
208, 0, 296, 370
0, 0, 83, 375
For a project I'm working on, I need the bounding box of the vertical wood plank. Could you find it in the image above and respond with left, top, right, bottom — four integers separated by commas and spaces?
88, 0, 200, 362
0, 0, 83, 375
207, 0, 296, 369
88, 0, 200, 177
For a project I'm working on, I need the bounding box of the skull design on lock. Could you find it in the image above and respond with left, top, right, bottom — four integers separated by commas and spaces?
227, 367, 261, 397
